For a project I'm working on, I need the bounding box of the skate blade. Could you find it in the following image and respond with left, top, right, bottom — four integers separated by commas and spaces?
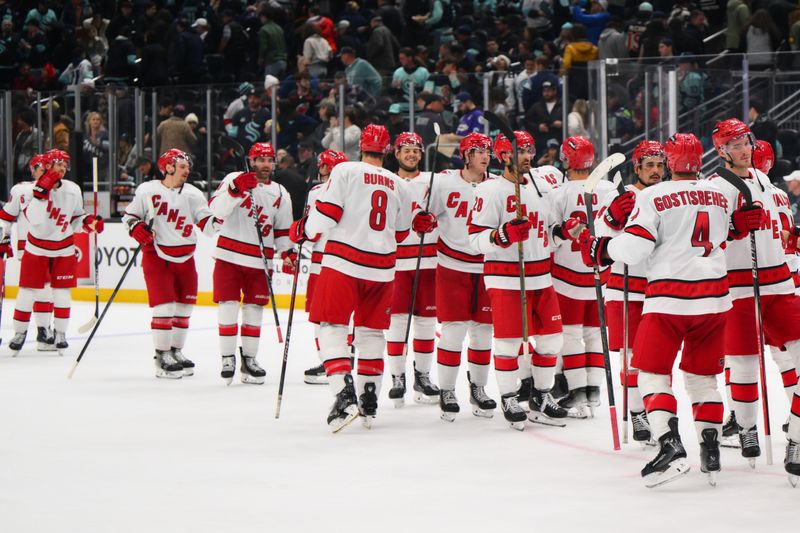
747, 458, 757, 469
240, 374, 265, 385
440, 411, 457, 422
637, 439, 657, 449
11, 350, 20, 358
37, 342, 57, 352
182, 368, 195, 377
509, 421, 525, 431
527, 411, 567, 427
391, 398, 405, 408
644, 460, 691, 488
471, 406, 494, 419
361, 415, 375, 429
789, 474, 798, 488
720, 435, 740, 449
705, 471, 718, 487
330, 409, 360, 434
156, 372, 183, 380
303, 376, 329, 385
413, 392, 439, 405
565, 405, 590, 419
222, 376, 233, 385
57, 349, 65, 357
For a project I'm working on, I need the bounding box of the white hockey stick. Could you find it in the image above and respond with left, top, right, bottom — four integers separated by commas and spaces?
78, 158, 101, 334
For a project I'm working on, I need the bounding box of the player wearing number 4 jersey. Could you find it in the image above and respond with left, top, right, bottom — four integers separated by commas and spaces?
210, 142, 294, 386
581, 132, 757, 487
290, 125, 412, 432
123, 149, 215, 379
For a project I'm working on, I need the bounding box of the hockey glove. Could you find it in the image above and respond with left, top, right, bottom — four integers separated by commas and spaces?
579, 230, 613, 267
729, 204, 766, 240
33, 170, 60, 200
83, 214, 105, 234
412, 211, 437, 234
130, 221, 154, 245
0, 237, 13, 259
784, 225, 800, 254
492, 218, 531, 248
553, 217, 583, 242
281, 249, 298, 274
289, 216, 319, 244
229, 171, 258, 196
604, 191, 636, 230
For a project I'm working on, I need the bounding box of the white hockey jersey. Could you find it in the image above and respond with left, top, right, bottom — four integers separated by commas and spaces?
0, 181, 34, 252
529, 164, 565, 189
595, 184, 648, 303
468, 175, 554, 291
209, 173, 293, 270
769, 183, 799, 284
24, 179, 87, 258
396, 171, 438, 272
607, 179, 733, 316
305, 183, 329, 276
123, 181, 215, 263
550, 179, 615, 300
304, 161, 412, 283
707, 169, 794, 300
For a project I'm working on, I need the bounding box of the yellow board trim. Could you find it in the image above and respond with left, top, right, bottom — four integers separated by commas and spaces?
3, 286, 305, 309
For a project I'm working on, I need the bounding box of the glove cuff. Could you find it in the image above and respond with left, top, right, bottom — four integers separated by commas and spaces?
603, 210, 625, 231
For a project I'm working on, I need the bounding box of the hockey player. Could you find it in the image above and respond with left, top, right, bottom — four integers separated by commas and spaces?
426, 132, 496, 421
209, 142, 294, 385
123, 149, 215, 379
595, 140, 665, 444
386, 132, 440, 406
468, 130, 568, 430
707, 119, 800, 479
303, 149, 348, 385
289, 125, 412, 432
0, 153, 57, 353
580, 132, 761, 487
11, 149, 104, 355
549, 136, 616, 417
528, 162, 565, 190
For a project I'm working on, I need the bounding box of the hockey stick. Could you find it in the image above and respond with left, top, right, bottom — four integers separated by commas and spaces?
78, 158, 100, 334
0, 256, 5, 346
612, 172, 630, 445
401, 122, 442, 357
713, 165, 773, 465
275, 242, 303, 418
584, 153, 626, 451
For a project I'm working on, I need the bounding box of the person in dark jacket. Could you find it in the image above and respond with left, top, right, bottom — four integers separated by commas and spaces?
104, 26, 137, 84
171, 18, 209, 84
140, 30, 168, 86
525, 81, 563, 149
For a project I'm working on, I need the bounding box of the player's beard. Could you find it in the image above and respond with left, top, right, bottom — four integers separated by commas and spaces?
398, 160, 419, 173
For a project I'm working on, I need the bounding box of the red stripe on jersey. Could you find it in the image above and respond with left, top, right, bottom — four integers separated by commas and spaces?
437, 238, 483, 263
172, 316, 190, 328
727, 264, 792, 288
13, 310, 31, 322
494, 355, 519, 372
217, 236, 274, 259
397, 243, 437, 259
396, 230, 410, 242
386, 341, 405, 356
532, 352, 557, 368
643, 393, 677, 414
692, 401, 724, 424
27, 233, 74, 251
53, 307, 70, 319
730, 382, 758, 403
620, 370, 639, 388
357, 358, 384, 376
607, 273, 647, 294
562, 353, 586, 370
413, 339, 435, 354
645, 277, 729, 300
552, 264, 609, 288
324, 240, 396, 270
311, 251, 324, 264
724, 367, 731, 386
467, 348, 491, 365
625, 224, 656, 242
0, 209, 16, 222
792, 394, 800, 418
240, 325, 260, 337
196, 215, 212, 231
151, 317, 173, 330
782, 369, 799, 388
485, 258, 551, 277
17, 239, 26, 251
468, 223, 493, 235
437, 348, 461, 366
324, 357, 352, 375
33, 301, 52, 313
586, 352, 605, 369
315, 200, 343, 223
794, 273, 800, 288
157, 243, 197, 258
218, 324, 237, 336
274, 228, 290, 239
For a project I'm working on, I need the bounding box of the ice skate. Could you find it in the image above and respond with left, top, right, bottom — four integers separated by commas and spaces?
785, 439, 800, 487
631, 411, 656, 447
642, 418, 690, 488
699, 428, 721, 487
36, 327, 57, 352
154, 349, 183, 379
303, 364, 328, 385
328, 374, 359, 433
9, 331, 27, 357
501, 393, 527, 431
551, 372, 569, 400
516, 376, 532, 408
220, 355, 235, 385
359, 382, 378, 429
412, 363, 438, 404
439, 389, 459, 422
54, 331, 67, 356
171, 348, 195, 376
739, 425, 760, 468
720, 411, 741, 448
527, 389, 567, 427
558, 387, 590, 419
585, 385, 601, 416
240, 352, 266, 385
388, 373, 406, 408
468, 373, 496, 418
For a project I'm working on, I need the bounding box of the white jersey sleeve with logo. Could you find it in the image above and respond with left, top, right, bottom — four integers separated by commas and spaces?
305, 183, 329, 276
529, 165, 565, 189
769, 183, 799, 281
210, 173, 292, 270
304, 161, 412, 282
396, 173, 438, 272
607, 180, 733, 316
550, 179, 614, 299
123, 181, 215, 263
707, 169, 794, 299
0, 181, 34, 252
468, 176, 554, 290
24, 180, 87, 258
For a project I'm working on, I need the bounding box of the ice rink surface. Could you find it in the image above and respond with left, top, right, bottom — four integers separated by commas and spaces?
0, 300, 797, 533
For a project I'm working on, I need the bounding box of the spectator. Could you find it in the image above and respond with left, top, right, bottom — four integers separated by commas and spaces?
454, 91, 483, 136
229, 87, 270, 152
782, 171, 800, 218
741, 9, 782, 69
494, 15, 520, 56
273, 154, 308, 221
218, 9, 250, 81
638, 12, 669, 59
682, 10, 707, 56
58, 45, 94, 90
571, 0, 610, 45
296, 140, 318, 184
537, 138, 563, 171
567, 98, 590, 138
340, 1, 369, 37
392, 46, 429, 101
133, 2, 158, 47
78, 25, 107, 74
258, 7, 287, 78
749, 97, 779, 151
555, 22, 574, 56
172, 18, 209, 84
24, 2, 57, 35
561, 23, 598, 76
185, 112, 203, 153
366, 16, 398, 76
340, 46, 383, 98
104, 26, 137, 85
139, 30, 168, 87
335, 20, 362, 57
415, 93, 451, 148
307, 5, 337, 54
52, 113, 73, 152
107, 1, 135, 42
287, 71, 322, 110
82, 111, 109, 179
677, 54, 706, 112
626, 3, 652, 58
276, 100, 318, 160
658, 37, 675, 63
82, 13, 109, 48
192, 18, 211, 51
522, 56, 560, 109
607, 87, 635, 145
157, 104, 197, 155
301, 24, 332, 80
377, 0, 404, 37
13, 108, 40, 178
526, 80, 563, 149
321, 105, 361, 162
11, 62, 40, 90
0, 18, 17, 85
18, 19, 48, 68
598, 16, 628, 60
386, 103, 409, 138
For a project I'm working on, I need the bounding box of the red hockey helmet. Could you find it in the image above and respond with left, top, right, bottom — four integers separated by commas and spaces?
248, 142, 276, 161
157, 148, 192, 175
459, 132, 492, 159
493, 130, 535, 161
752, 140, 775, 173
28, 153, 45, 172
632, 140, 665, 170
665, 133, 703, 173
360, 124, 391, 154
393, 132, 423, 151
711, 118, 754, 151
318, 149, 347, 171
560, 136, 594, 170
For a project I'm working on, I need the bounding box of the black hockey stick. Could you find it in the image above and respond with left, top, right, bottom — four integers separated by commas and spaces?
275, 242, 303, 418
613, 173, 630, 444
0, 254, 6, 346
78, 158, 101, 334
402, 122, 442, 357
713, 165, 773, 465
